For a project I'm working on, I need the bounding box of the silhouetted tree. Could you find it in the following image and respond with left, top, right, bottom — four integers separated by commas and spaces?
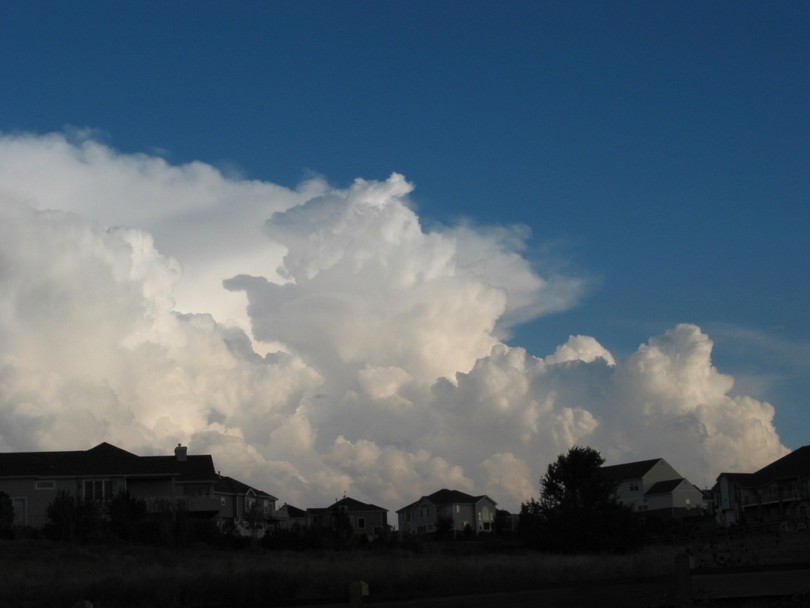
518, 497, 544, 541
493, 509, 514, 535
46, 490, 78, 541
244, 499, 266, 548
327, 509, 355, 549
522, 446, 641, 553
540, 445, 615, 513
435, 515, 454, 539
108, 490, 146, 541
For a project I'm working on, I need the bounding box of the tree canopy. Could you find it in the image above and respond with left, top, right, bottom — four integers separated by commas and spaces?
520, 446, 641, 553
540, 445, 616, 512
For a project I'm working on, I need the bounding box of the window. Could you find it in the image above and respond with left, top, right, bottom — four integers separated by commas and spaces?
405, 512, 411, 522
12, 498, 26, 525
83, 479, 114, 502
220, 496, 226, 507
357, 517, 366, 529
455, 505, 460, 513
35, 480, 55, 490
629, 482, 640, 491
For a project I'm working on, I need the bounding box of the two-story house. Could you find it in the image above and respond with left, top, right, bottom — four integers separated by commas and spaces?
714, 446, 810, 528
214, 474, 277, 537
397, 489, 497, 536
273, 503, 308, 529
306, 496, 388, 539
602, 458, 706, 521
0, 442, 219, 527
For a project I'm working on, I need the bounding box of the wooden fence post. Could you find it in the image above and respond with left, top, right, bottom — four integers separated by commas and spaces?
350, 580, 369, 607
674, 552, 693, 607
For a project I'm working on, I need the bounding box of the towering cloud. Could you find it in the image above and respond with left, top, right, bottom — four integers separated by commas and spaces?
0, 132, 787, 512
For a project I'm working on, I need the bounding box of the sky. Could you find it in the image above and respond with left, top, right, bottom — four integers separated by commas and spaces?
0, 1, 807, 515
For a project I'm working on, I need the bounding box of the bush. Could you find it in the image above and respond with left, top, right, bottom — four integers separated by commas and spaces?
45, 490, 106, 542
109, 490, 147, 541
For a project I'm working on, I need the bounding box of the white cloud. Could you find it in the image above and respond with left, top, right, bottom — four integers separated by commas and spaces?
0, 132, 788, 515
0, 129, 324, 335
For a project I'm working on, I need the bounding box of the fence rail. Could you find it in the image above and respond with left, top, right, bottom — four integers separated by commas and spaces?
675, 553, 810, 605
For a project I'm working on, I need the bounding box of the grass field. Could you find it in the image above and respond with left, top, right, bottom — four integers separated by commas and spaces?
4, 529, 808, 608
0, 539, 681, 608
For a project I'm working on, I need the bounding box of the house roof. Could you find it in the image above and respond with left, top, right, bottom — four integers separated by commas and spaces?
214, 475, 278, 500
396, 488, 496, 513
719, 446, 810, 488
601, 458, 662, 482
0, 442, 217, 483
645, 478, 685, 496
308, 496, 388, 514
718, 472, 755, 485
277, 503, 307, 518
427, 488, 494, 506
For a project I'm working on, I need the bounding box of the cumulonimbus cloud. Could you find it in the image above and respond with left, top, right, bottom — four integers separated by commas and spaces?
0, 131, 787, 513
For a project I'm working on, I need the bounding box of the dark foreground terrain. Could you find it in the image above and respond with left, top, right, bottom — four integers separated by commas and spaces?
1, 529, 808, 607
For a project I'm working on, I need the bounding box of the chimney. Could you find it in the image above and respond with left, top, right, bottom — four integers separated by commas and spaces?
175, 443, 187, 462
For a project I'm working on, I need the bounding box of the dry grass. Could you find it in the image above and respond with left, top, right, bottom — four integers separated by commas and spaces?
0, 539, 682, 608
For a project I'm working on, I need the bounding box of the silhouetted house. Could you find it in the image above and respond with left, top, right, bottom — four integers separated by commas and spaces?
306, 496, 388, 539
273, 503, 307, 529
714, 446, 810, 528
0, 442, 219, 528
602, 458, 706, 521
397, 489, 497, 535
214, 474, 277, 536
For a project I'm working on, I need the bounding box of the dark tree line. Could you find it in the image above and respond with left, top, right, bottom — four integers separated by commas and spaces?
43, 489, 221, 546
519, 446, 642, 553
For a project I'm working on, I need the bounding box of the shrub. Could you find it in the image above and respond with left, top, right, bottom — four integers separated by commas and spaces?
109, 490, 147, 541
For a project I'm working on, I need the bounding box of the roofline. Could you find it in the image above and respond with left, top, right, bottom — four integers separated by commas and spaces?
717, 471, 809, 490
396, 492, 497, 513
0, 472, 181, 480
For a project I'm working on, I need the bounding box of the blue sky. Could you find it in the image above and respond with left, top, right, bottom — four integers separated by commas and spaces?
0, 2, 807, 505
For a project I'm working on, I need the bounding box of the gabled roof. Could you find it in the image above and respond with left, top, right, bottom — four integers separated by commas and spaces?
396, 488, 496, 513
214, 475, 277, 500
719, 446, 810, 488
277, 503, 307, 518
718, 472, 755, 485
308, 496, 387, 514
751, 446, 810, 482
601, 458, 662, 482
0, 442, 217, 483
645, 478, 685, 496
